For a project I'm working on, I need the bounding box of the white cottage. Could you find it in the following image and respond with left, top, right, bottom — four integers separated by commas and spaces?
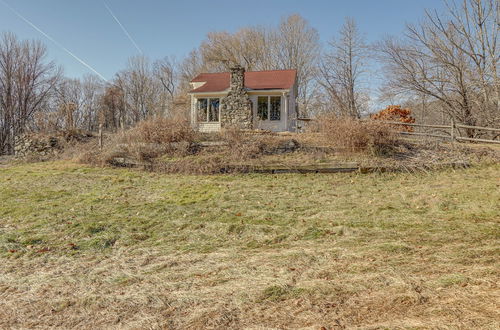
188, 66, 298, 132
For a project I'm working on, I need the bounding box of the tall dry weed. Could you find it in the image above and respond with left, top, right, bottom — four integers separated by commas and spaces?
75, 116, 197, 165
134, 116, 195, 144
315, 115, 398, 155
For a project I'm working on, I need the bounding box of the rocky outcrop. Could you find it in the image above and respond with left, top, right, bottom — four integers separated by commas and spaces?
220, 65, 253, 129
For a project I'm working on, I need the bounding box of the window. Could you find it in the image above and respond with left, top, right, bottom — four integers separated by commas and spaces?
257, 96, 268, 120
209, 98, 219, 122
270, 96, 281, 121
197, 98, 220, 122
257, 96, 281, 121
197, 98, 208, 122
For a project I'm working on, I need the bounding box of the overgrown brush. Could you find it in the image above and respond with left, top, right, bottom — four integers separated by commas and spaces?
219, 127, 300, 161
154, 128, 299, 174
134, 116, 195, 144
313, 115, 399, 155
219, 127, 265, 160
75, 119, 292, 172
75, 117, 197, 166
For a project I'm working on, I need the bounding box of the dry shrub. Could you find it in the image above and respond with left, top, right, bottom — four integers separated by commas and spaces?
120, 117, 196, 161
71, 139, 104, 165
155, 153, 230, 174
151, 128, 301, 174
219, 127, 265, 160
316, 115, 399, 155
220, 127, 299, 161
152, 127, 268, 174
74, 117, 197, 166
134, 116, 195, 144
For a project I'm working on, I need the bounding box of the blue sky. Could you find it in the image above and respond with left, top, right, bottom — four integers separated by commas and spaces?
0, 0, 447, 81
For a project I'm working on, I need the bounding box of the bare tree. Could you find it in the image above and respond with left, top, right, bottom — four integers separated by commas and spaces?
200, 27, 272, 71
178, 49, 206, 91
0, 32, 60, 154
112, 55, 185, 126
319, 18, 369, 118
115, 56, 159, 124
274, 14, 320, 115
153, 56, 178, 116
378, 0, 499, 134
55, 78, 83, 130
51, 74, 104, 132
81, 74, 104, 131
426, 0, 499, 127
100, 85, 125, 130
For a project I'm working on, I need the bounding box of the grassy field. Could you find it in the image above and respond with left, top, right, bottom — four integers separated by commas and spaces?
0, 161, 499, 328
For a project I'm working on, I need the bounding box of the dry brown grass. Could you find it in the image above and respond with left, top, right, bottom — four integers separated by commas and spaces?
74, 121, 305, 174
154, 129, 301, 174
311, 115, 399, 155
134, 116, 196, 144
73, 117, 196, 166
219, 128, 298, 160
0, 161, 499, 328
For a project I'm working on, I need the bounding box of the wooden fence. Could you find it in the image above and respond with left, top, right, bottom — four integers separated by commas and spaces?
297, 118, 500, 144
377, 120, 500, 144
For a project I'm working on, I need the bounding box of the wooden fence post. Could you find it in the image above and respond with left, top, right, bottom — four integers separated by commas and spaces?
450, 120, 456, 142
98, 124, 103, 151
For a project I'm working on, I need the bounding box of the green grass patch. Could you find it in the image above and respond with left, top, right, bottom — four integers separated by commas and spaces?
259, 285, 307, 302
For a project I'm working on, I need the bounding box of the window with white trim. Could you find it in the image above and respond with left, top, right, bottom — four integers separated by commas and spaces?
197, 98, 220, 122
257, 96, 281, 121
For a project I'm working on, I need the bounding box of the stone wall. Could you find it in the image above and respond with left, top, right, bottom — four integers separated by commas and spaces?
13, 130, 92, 158
14, 134, 62, 158
220, 65, 253, 129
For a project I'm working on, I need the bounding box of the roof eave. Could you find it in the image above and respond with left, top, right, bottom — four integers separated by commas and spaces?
187, 90, 229, 95
246, 88, 291, 93
189, 88, 291, 95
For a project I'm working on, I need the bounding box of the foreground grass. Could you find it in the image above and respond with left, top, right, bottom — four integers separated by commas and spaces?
0, 161, 499, 328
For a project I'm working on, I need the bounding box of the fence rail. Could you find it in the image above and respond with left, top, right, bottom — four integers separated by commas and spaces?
375, 121, 451, 129
297, 118, 500, 144
399, 131, 450, 139
455, 124, 500, 133
370, 120, 500, 144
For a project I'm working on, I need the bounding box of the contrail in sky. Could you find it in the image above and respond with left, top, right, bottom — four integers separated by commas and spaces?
104, 1, 143, 54
0, 0, 108, 82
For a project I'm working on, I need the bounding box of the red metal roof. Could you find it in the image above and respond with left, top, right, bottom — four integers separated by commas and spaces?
190, 69, 297, 93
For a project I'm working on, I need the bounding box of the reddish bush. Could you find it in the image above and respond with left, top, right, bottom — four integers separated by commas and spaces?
371, 105, 415, 131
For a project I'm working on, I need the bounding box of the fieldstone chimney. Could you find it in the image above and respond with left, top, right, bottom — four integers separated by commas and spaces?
230, 65, 245, 90
220, 65, 253, 129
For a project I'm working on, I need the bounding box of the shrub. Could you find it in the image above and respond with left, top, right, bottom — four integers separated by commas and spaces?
72, 139, 104, 165
219, 127, 265, 160
371, 105, 415, 131
74, 116, 196, 166
315, 115, 398, 155
220, 127, 300, 161
134, 116, 195, 144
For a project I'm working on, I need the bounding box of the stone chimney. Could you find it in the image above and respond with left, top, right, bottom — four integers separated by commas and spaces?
220, 65, 253, 129
229, 65, 245, 91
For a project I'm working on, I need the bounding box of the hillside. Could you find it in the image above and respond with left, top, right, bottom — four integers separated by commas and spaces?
1, 161, 499, 328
